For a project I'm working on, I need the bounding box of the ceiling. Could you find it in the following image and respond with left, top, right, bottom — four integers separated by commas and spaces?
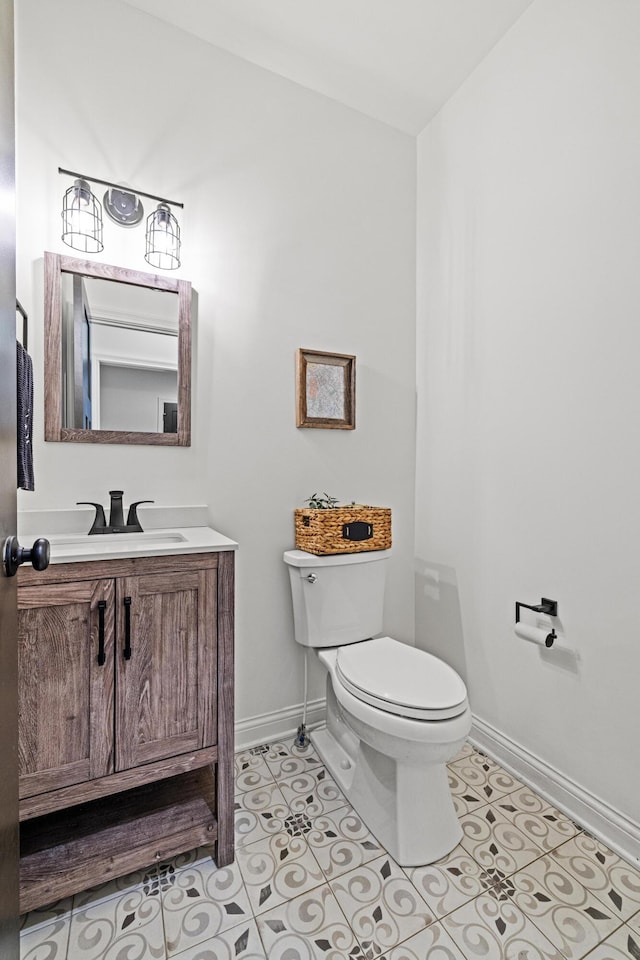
120, 0, 534, 135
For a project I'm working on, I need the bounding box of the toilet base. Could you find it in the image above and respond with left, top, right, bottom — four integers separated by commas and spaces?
312, 719, 463, 867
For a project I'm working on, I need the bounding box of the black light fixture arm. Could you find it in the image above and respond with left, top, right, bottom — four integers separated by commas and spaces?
58, 167, 184, 209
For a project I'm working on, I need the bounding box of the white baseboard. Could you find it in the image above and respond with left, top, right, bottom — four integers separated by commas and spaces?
235, 698, 326, 752
471, 714, 640, 868
235, 703, 640, 868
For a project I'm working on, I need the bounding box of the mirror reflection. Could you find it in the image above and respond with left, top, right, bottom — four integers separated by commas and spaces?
61, 274, 179, 434
44, 252, 192, 446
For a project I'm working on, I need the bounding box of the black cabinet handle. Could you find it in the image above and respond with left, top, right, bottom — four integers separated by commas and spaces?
123, 596, 132, 660
97, 600, 107, 666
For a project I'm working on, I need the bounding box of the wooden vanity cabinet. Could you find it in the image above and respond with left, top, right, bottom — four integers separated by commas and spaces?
16, 550, 234, 914
115, 567, 218, 770
18, 578, 115, 797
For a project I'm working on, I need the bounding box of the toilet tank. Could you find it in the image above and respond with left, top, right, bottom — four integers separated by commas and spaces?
283, 548, 388, 648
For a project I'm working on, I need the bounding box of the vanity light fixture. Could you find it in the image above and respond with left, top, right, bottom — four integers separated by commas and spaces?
104, 187, 144, 227
59, 167, 183, 269
145, 202, 181, 271
61, 178, 103, 253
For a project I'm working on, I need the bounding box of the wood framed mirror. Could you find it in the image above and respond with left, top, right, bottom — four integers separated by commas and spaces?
44, 252, 191, 445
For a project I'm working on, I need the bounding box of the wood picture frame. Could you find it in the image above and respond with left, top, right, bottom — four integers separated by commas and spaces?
296, 348, 355, 430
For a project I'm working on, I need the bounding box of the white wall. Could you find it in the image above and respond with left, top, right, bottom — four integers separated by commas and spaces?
88, 321, 178, 431
99, 366, 177, 433
16, 0, 416, 728
416, 0, 640, 832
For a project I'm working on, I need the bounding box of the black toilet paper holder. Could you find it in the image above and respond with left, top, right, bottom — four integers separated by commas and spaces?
515, 598, 558, 645
515, 597, 558, 623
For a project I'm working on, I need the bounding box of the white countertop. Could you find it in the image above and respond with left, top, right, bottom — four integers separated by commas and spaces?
44, 526, 238, 564
18, 506, 237, 564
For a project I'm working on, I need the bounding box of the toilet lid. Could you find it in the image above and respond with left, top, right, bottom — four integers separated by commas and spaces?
336, 636, 468, 721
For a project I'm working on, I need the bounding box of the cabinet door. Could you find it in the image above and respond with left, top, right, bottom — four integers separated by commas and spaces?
115, 568, 217, 771
18, 579, 115, 799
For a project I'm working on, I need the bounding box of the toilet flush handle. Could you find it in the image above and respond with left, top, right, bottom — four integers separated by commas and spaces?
305, 573, 317, 584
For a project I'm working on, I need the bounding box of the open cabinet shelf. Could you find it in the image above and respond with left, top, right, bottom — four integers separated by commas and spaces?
20, 766, 218, 914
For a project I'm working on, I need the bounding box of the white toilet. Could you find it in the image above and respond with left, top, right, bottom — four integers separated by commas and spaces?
284, 547, 471, 866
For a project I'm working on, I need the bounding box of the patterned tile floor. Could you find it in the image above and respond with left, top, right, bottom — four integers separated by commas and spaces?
20, 739, 640, 959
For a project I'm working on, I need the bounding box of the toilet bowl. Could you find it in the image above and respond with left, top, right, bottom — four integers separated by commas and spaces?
284, 548, 471, 866
316, 639, 471, 865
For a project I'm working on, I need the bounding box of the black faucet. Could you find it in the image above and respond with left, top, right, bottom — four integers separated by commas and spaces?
77, 491, 154, 535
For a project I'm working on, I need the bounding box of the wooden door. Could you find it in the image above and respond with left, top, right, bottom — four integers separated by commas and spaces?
0, 0, 18, 953
18, 579, 115, 798
115, 568, 217, 771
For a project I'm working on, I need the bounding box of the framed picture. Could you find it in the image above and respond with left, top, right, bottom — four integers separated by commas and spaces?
296, 348, 356, 429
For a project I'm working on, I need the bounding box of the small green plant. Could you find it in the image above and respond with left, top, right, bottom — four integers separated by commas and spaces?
305, 492, 340, 509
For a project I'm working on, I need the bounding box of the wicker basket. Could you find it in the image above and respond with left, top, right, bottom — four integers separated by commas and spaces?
294, 504, 392, 556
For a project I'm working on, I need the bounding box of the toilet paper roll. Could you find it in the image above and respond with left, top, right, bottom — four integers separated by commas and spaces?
515, 623, 555, 647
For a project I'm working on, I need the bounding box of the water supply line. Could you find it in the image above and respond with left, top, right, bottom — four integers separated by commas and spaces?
294, 647, 311, 750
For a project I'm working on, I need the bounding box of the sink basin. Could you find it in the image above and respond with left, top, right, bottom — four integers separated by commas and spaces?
48, 532, 187, 548
46, 530, 188, 560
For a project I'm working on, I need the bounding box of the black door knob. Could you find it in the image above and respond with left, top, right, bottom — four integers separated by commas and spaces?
2, 536, 50, 578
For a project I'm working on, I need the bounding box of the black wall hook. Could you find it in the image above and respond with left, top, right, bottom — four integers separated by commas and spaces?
16, 299, 28, 351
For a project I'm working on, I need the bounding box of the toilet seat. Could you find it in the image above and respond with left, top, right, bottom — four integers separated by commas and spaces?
335, 636, 468, 721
